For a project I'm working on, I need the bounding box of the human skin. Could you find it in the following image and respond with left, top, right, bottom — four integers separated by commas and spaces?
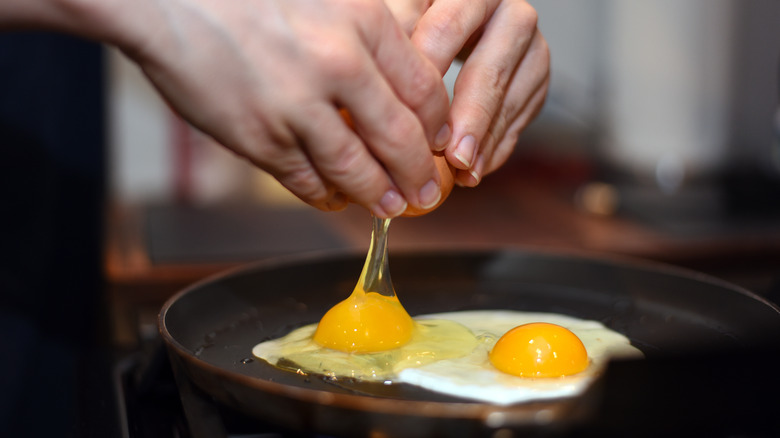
0, 0, 549, 216
387, 0, 550, 187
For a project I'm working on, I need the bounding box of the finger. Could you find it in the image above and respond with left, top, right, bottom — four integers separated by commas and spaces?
273, 3, 447, 217
454, 68, 548, 188
332, 12, 447, 211
233, 104, 355, 212
254, 146, 339, 211
476, 30, 550, 176
289, 101, 412, 218
409, 0, 502, 74
453, 153, 485, 187
368, 6, 451, 147
384, 0, 429, 35
444, 1, 540, 171
338, 74, 443, 213
488, 72, 549, 170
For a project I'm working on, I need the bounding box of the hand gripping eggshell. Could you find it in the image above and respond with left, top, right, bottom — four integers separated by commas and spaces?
339, 109, 456, 217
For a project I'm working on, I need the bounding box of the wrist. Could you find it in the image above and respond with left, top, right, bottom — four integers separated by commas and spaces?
0, 0, 163, 54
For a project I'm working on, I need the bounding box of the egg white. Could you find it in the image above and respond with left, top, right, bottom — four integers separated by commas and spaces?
396, 310, 643, 405
252, 318, 478, 380
252, 310, 643, 405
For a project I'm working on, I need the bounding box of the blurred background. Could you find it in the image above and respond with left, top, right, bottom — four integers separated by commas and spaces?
110, 1, 780, 207
1, 0, 780, 435
104, 0, 780, 304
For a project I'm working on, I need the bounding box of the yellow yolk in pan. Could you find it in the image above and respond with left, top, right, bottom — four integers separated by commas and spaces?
489, 322, 589, 378
312, 286, 414, 353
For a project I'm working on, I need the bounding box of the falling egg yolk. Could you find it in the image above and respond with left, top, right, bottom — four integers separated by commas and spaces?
489, 323, 589, 378
313, 288, 414, 354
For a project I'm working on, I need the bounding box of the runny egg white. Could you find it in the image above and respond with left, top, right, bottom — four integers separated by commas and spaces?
252, 310, 643, 405
396, 311, 642, 405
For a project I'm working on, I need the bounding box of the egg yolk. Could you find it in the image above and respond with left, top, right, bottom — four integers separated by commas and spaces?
313, 287, 414, 353
489, 323, 588, 378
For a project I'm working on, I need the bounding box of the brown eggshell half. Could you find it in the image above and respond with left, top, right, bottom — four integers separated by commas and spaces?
400, 152, 455, 217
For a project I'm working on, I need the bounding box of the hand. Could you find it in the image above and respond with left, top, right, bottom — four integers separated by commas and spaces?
387, 0, 550, 187
123, 0, 454, 217
2, 0, 452, 217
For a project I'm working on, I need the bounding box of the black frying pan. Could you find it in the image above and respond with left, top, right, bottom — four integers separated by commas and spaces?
159, 248, 780, 437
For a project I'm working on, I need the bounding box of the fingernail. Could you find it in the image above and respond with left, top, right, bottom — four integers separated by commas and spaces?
454, 171, 466, 187
468, 168, 481, 186
374, 189, 407, 218
469, 154, 484, 186
419, 179, 441, 209
433, 124, 451, 151
453, 135, 476, 168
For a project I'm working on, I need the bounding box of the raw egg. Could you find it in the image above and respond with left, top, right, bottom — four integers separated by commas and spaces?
253, 199, 641, 406
311, 216, 412, 353
312, 289, 413, 353
253, 310, 643, 405
254, 318, 478, 381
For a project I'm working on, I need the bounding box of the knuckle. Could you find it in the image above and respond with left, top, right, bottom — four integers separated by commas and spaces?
426, 11, 468, 44
473, 101, 495, 130
278, 165, 329, 205
328, 54, 367, 85
354, 0, 385, 22
466, 75, 503, 120
324, 146, 362, 181
502, 84, 527, 121
312, 44, 362, 80
383, 112, 422, 147
315, 138, 376, 190
341, 0, 377, 16
490, 64, 511, 90
302, 31, 364, 83
510, 1, 538, 31
406, 65, 442, 103
235, 119, 294, 169
490, 110, 510, 144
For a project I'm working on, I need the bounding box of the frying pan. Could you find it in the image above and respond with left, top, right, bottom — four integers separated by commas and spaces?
159, 248, 780, 437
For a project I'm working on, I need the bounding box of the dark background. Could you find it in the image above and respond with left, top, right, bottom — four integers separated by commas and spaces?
0, 32, 106, 437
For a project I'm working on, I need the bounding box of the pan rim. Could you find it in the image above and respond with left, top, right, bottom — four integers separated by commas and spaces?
158, 245, 780, 421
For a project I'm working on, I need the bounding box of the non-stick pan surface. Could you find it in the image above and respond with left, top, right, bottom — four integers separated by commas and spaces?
160, 249, 780, 437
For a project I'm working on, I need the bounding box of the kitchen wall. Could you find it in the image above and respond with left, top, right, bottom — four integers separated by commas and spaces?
535, 0, 780, 186
107, 0, 780, 203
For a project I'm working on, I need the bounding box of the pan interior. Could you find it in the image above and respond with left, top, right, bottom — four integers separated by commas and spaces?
162, 250, 780, 402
